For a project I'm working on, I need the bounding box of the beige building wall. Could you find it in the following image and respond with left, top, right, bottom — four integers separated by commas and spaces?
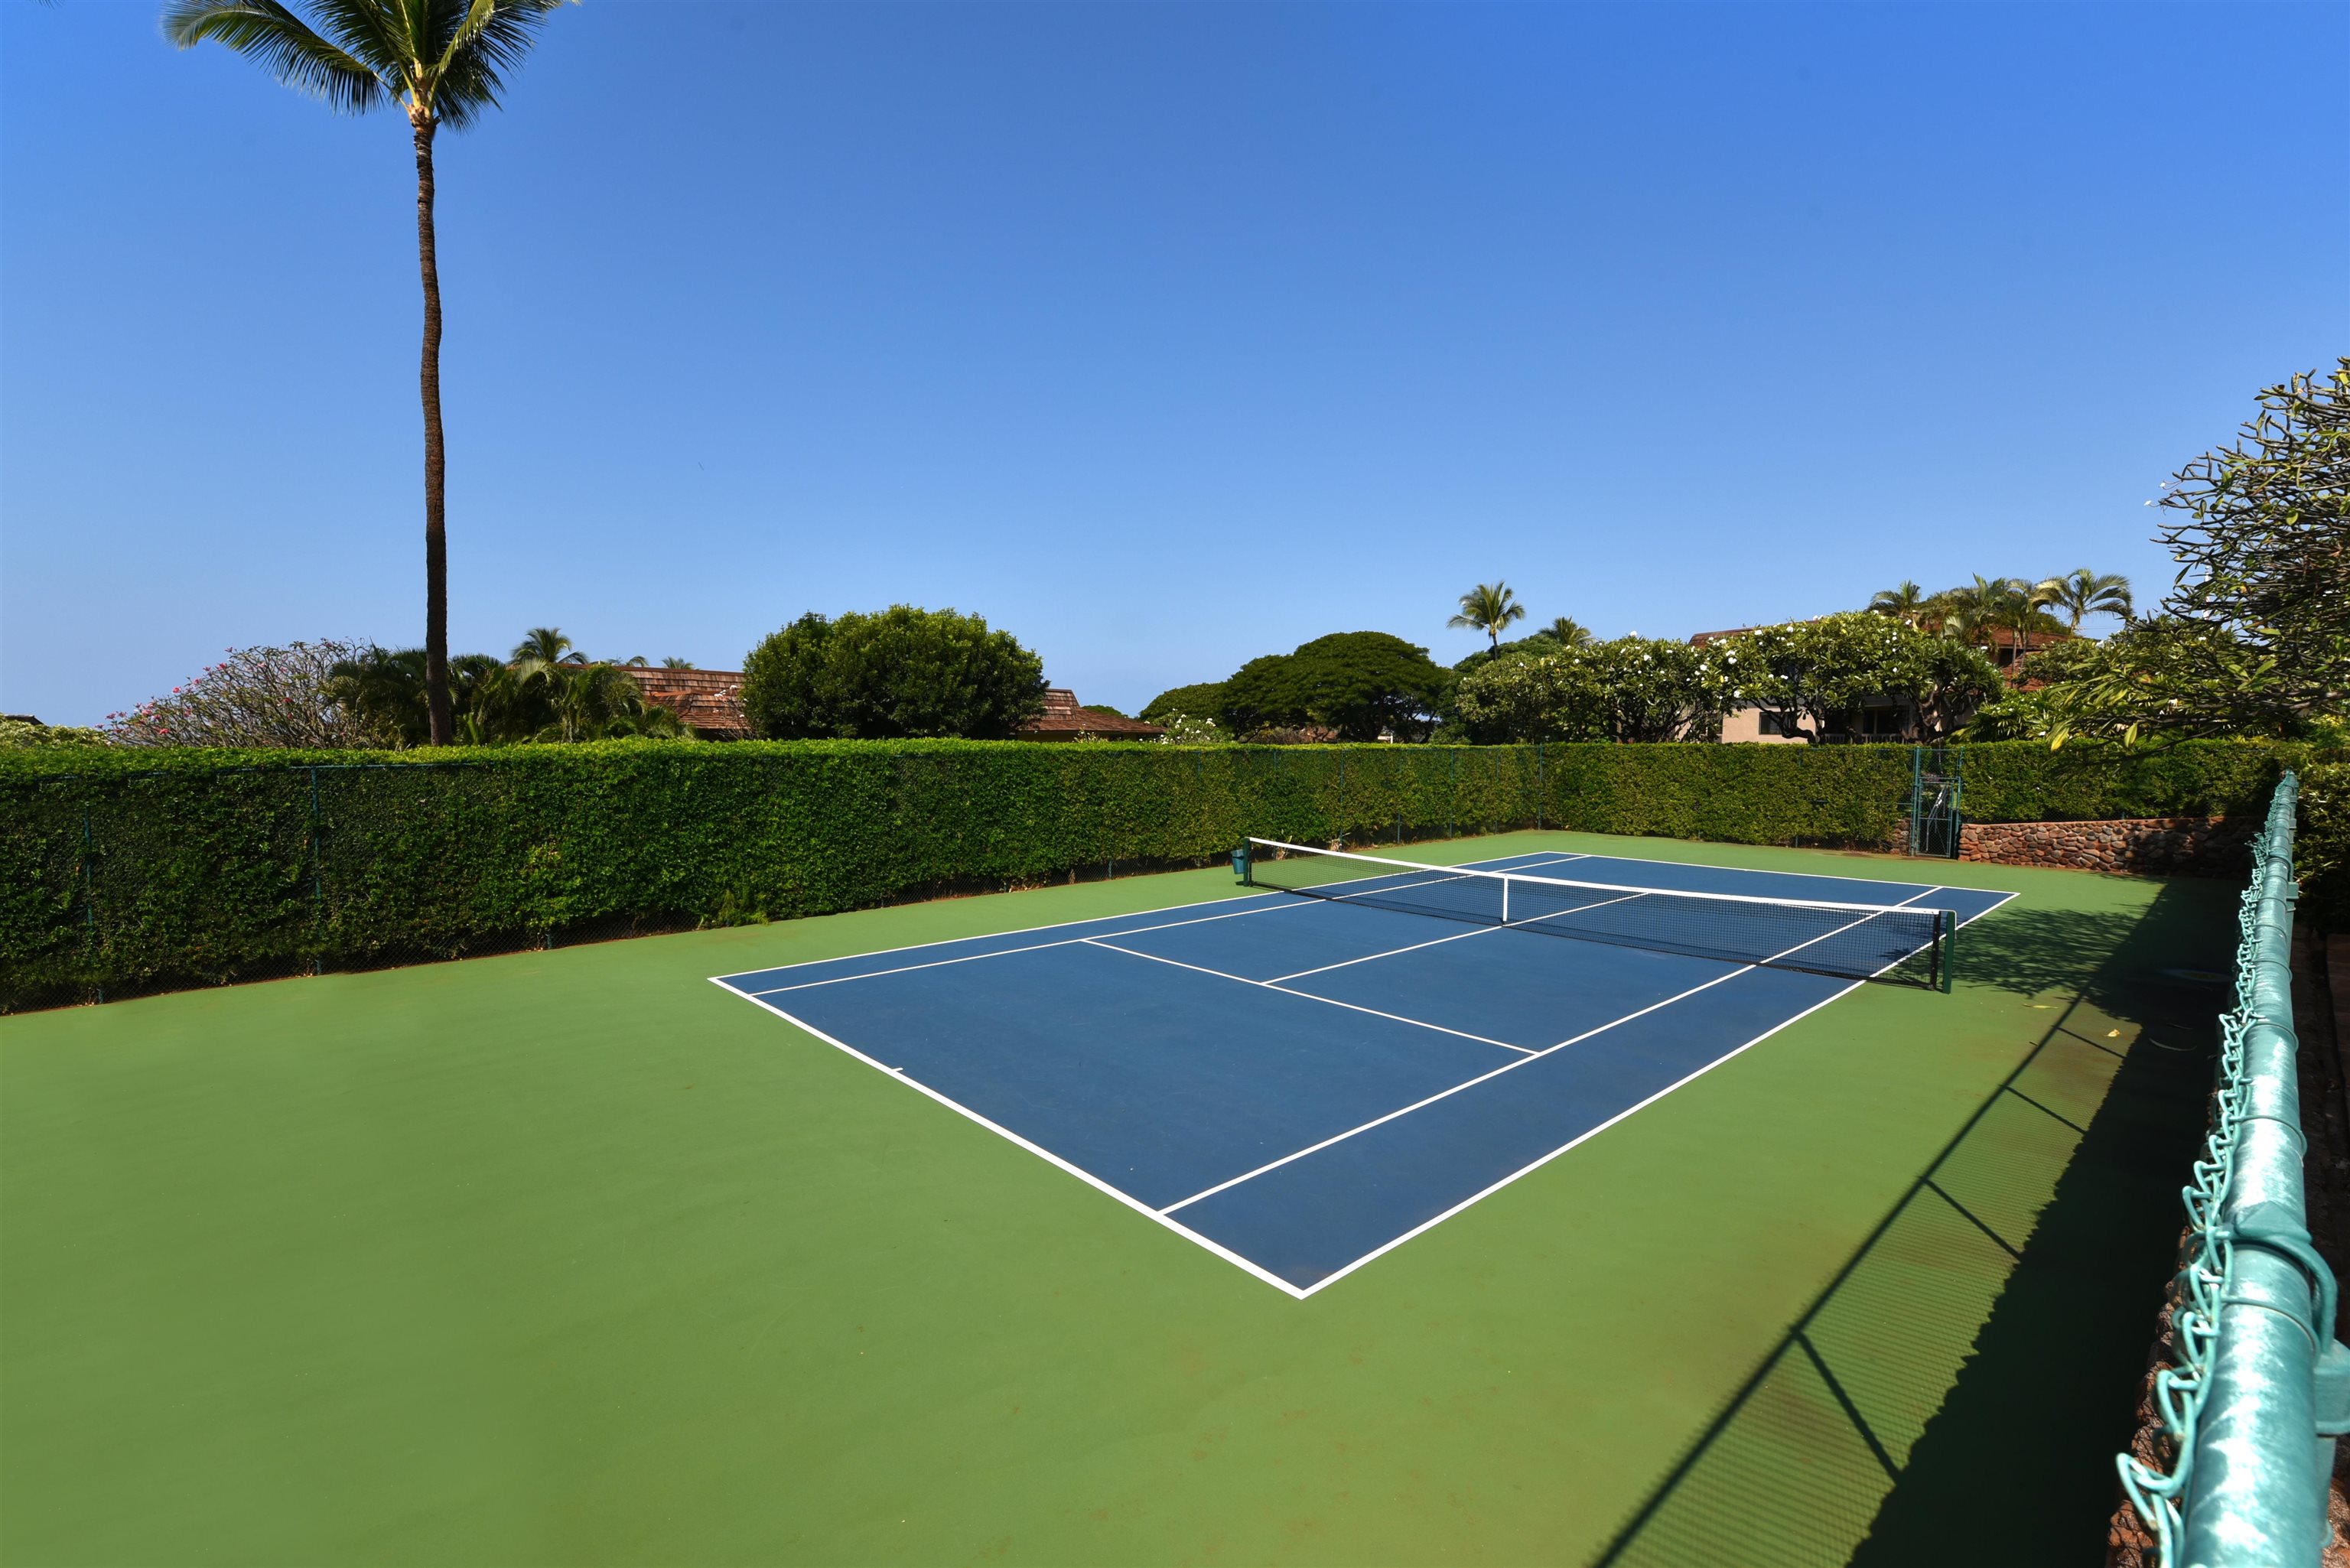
1719, 705, 1805, 744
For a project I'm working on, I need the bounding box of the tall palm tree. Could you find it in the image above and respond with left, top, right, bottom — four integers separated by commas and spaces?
1868, 581, 1928, 625
2033, 568, 2133, 633
164, 0, 570, 746
1448, 581, 1526, 649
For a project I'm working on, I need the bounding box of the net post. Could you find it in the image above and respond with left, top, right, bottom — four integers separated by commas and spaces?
1233, 841, 1253, 886
1939, 907, 1955, 993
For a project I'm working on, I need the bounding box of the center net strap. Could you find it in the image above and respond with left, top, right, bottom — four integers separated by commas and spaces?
1245, 838, 1946, 987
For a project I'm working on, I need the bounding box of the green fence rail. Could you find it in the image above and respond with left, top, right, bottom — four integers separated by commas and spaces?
2117, 772, 2350, 1566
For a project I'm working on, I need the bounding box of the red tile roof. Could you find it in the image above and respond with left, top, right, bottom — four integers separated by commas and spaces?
1016, 689, 1164, 740
615, 667, 752, 739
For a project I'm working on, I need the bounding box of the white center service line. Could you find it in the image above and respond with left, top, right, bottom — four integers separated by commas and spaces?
1265, 890, 1652, 983
1079, 938, 1535, 1056
1157, 884, 1949, 1217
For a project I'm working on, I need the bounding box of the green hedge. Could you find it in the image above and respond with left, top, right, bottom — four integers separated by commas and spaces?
2, 737, 2335, 1011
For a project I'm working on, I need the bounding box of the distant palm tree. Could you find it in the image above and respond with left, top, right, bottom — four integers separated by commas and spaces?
2033, 568, 2134, 633
1869, 581, 1929, 624
659, 656, 694, 669
165, 0, 571, 746
1540, 616, 1593, 649
511, 626, 585, 680
1448, 581, 1526, 649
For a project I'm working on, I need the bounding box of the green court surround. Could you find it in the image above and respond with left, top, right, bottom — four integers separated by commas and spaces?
0, 831, 2229, 1566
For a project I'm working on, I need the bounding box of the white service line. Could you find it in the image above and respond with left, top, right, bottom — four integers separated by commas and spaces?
1265, 889, 1652, 984
1158, 883, 1950, 1218
1079, 938, 1535, 1056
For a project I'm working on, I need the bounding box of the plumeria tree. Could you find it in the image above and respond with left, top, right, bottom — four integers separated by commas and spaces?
109, 640, 379, 747
1452, 636, 1733, 743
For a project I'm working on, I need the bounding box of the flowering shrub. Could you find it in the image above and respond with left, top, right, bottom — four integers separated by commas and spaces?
106, 640, 378, 749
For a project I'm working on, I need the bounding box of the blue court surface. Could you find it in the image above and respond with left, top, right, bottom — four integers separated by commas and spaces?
713, 848, 2015, 1296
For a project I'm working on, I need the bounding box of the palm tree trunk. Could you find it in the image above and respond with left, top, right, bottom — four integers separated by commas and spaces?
413, 112, 453, 747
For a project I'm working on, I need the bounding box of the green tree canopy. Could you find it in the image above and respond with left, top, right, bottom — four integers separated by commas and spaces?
1140, 682, 1229, 725
1219, 632, 1451, 741
740, 607, 1047, 740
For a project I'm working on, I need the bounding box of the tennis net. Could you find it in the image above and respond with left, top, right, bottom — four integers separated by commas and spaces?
1242, 838, 1951, 988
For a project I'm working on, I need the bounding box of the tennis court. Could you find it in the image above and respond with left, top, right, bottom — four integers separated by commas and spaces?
2, 828, 2230, 1565
717, 846, 2013, 1295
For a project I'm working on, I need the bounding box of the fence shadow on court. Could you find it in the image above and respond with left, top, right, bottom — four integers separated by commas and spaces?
1589, 880, 2235, 1568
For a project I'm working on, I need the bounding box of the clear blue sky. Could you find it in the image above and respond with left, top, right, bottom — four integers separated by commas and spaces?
3, 2, 2343, 726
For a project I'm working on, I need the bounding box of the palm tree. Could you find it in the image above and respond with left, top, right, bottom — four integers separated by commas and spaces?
1448, 581, 1526, 649
2033, 568, 2133, 633
1868, 581, 1929, 624
165, 0, 570, 746
1539, 616, 1593, 649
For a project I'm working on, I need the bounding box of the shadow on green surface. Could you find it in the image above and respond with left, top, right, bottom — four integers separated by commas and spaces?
1590, 880, 2233, 1568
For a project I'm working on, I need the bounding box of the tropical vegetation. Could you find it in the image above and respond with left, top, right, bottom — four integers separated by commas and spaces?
1447, 582, 1526, 650
1970, 360, 2348, 747
99, 633, 688, 749
738, 606, 1047, 740
165, 0, 571, 745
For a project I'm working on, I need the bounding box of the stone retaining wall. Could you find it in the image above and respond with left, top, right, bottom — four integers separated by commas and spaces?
1958, 816, 2257, 877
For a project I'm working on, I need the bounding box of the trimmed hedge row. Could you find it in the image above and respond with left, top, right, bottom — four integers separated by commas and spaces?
1, 737, 2333, 1010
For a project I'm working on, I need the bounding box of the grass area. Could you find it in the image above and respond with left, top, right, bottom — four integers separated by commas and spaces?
0, 831, 2230, 1566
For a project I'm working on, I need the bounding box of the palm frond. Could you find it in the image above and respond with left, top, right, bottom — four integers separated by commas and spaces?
301, 0, 409, 76
162, 0, 389, 113
432, 0, 566, 128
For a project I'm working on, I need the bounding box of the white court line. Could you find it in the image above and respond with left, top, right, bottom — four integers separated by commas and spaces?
1080, 938, 1535, 1056
1553, 847, 2008, 896
711, 980, 1313, 1300
1160, 884, 1948, 1218
1265, 890, 1650, 984
710, 876, 2025, 1298
1292, 883, 2010, 1296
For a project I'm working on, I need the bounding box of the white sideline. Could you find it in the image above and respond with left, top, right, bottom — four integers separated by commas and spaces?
708, 855, 2022, 1296
713, 981, 1313, 1300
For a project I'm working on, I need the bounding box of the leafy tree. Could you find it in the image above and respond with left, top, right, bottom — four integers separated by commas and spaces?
1220, 633, 1451, 741
1140, 682, 1229, 725
1723, 612, 1997, 744
109, 640, 382, 747
165, 0, 571, 745
2032, 568, 2133, 633
2148, 361, 2348, 730
0, 718, 109, 749
1868, 581, 1929, 624
1453, 636, 1730, 743
740, 607, 1047, 740
1447, 581, 1525, 650
1985, 365, 2349, 747
1450, 652, 1604, 743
